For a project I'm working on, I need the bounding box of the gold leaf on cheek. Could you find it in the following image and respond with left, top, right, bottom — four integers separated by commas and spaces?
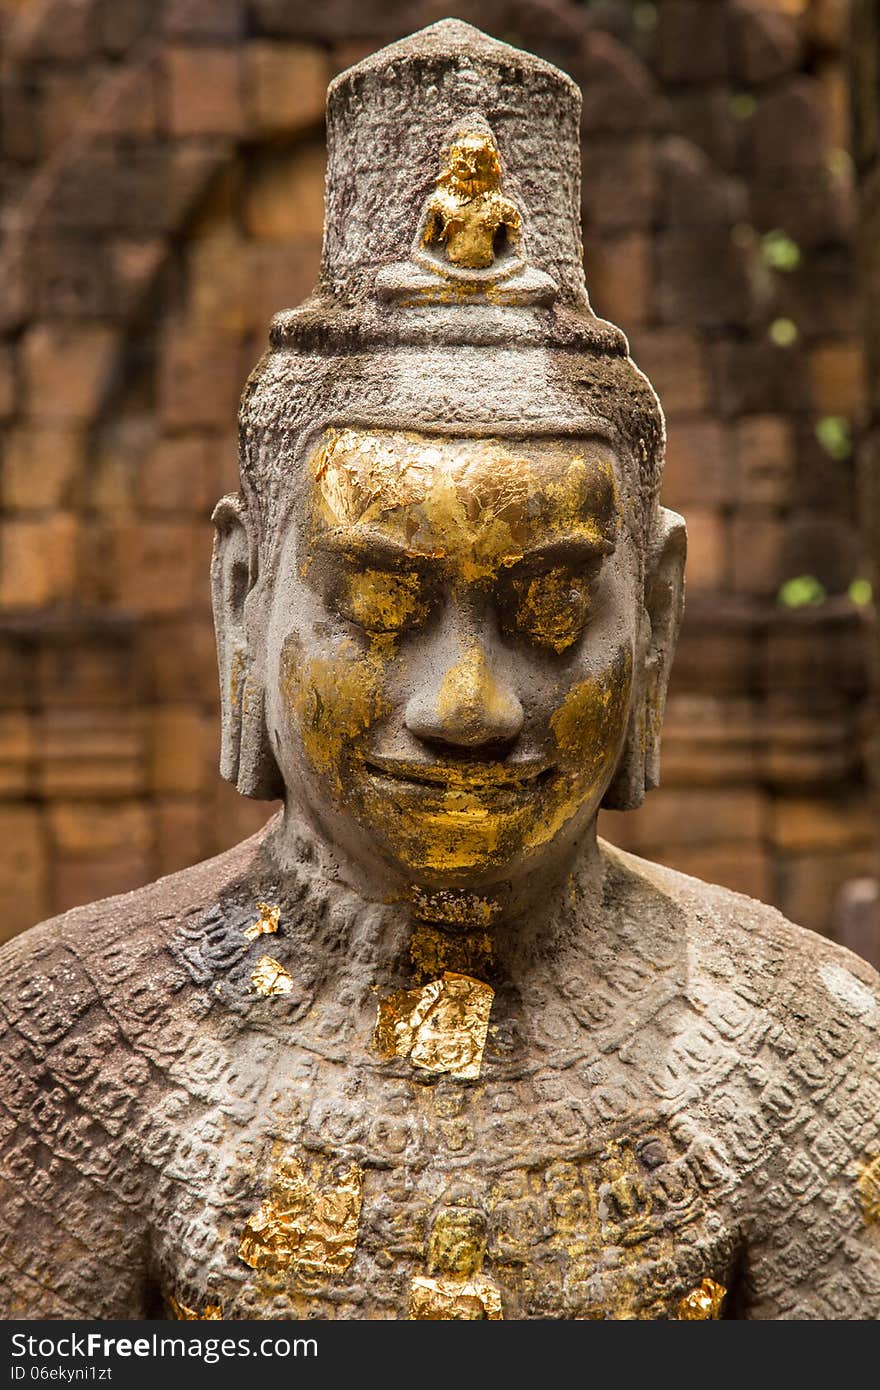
279, 635, 392, 795
549, 649, 633, 767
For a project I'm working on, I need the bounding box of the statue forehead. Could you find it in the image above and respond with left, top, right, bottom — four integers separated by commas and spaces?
308, 427, 620, 499
295, 428, 621, 579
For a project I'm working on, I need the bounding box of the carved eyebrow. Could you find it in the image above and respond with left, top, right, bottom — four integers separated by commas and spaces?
314, 527, 617, 570
313, 529, 436, 566
512, 532, 617, 566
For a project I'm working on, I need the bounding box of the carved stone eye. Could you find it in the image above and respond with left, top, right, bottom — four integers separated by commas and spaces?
501, 566, 593, 653
335, 565, 429, 634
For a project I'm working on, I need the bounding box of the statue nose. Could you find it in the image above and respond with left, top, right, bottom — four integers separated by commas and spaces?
405, 644, 524, 749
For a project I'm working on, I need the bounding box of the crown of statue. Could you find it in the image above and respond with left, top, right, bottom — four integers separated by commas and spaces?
270, 18, 626, 355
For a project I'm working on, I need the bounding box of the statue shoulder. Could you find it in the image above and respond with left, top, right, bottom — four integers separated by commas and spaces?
0, 826, 272, 1317
0, 823, 271, 1061
602, 841, 880, 1316
602, 836, 880, 1033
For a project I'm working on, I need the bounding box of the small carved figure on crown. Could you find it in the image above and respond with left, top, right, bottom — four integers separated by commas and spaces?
421, 127, 522, 270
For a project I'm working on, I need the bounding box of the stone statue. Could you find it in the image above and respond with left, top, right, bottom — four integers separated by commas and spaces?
1, 21, 879, 1322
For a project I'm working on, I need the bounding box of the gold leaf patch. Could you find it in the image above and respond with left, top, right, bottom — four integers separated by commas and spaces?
243, 902, 281, 940
239, 1157, 363, 1277
167, 1294, 222, 1320
375, 971, 494, 1080
250, 955, 294, 996
676, 1278, 726, 1320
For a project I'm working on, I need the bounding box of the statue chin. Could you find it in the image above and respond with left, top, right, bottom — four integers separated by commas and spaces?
284, 769, 594, 909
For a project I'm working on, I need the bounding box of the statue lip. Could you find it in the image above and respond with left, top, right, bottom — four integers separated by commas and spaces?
363, 754, 553, 792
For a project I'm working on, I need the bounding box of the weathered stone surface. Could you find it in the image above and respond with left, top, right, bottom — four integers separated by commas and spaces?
0, 822, 877, 1318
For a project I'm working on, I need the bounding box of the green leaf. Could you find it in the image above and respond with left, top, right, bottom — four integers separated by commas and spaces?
849, 578, 873, 607
761, 230, 801, 272
777, 575, 827, 607
730, 93, 756, 121
815, 416, 851, 461
769, 318, 798, 347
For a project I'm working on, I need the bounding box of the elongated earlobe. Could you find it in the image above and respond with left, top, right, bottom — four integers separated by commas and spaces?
211, 494, 283, 800
601, 507, 686, 811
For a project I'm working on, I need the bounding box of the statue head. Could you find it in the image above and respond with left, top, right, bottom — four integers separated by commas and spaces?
212, 21, 685, 912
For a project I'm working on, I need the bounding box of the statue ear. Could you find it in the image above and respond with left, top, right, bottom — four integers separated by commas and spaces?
601, 507, 686, 811
211, 494, 284, 800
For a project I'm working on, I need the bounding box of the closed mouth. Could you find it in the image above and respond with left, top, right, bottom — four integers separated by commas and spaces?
363, 755, 555, 793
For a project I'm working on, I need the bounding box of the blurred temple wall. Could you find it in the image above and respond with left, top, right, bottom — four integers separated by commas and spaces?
0, 0, 877, 945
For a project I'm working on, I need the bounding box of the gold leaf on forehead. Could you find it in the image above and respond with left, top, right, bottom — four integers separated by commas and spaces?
243, 902, 281, 940
857, 1153, 880, 1225
250, 955, 294, 996
167, 1294, 223, 1320
238, 1156, 364, 1276
312, 428, 430, 528
374, 971, 494, 1080
675, 1277, 726, 1320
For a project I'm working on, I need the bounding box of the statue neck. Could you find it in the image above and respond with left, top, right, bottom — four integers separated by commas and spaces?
256, 801, 608, 992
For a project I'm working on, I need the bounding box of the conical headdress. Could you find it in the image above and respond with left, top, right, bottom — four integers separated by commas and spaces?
272, 18, 626, 353
241, 20, 664, 563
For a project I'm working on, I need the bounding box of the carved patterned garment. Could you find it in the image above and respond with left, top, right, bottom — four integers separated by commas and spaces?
1, 825, 879, 1320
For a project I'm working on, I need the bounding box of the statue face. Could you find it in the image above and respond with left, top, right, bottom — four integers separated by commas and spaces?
262, 428, 640, 895
444, 133, 501, 190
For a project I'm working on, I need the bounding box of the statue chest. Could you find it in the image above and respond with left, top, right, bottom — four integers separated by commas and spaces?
146, 1027, 741, 1320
